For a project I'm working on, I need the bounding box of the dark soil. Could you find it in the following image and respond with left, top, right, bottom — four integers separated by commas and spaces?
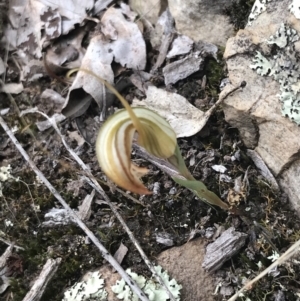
1, 2, 300, 301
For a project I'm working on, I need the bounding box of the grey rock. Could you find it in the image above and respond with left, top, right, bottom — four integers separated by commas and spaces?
222, 0, 300, 213
129, 0, 167, 25
157, 238, 215, 301
168, 0, 234, 46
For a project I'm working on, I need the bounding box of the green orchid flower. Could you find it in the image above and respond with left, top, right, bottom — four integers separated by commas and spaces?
69, 68, 228, 209
95, 85, 228, 210
96, 107, 177, 195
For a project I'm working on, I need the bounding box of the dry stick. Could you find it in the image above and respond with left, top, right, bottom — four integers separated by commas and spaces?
228, 238, 300, 301
0, 116, 150, 301
20, 109, 177, 301
133, 143, 181, 179
0, 237, 24, 251
22, 258, 62, 301
204, 81, 247, 119
152, 32, 174, 72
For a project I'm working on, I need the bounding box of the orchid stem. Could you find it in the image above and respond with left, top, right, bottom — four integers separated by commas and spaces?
67, 68, 146, 137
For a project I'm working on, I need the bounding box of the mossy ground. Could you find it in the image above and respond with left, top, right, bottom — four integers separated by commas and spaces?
1, 2, 300, 301
2, 55, 300, 301
224, 0, 256, 30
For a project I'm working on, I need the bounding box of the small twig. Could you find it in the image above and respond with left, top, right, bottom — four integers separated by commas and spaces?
204, 81, 247, 118
0, 237, 24, 251
0, 245, 14, 269
0, 116, 150, 301
1, 41, 9, 83
246, 149, 279, 190
228, 238, 300, 301
22, 258, 62, 301
152, 32, 174, 71
133, 143, 182, 179
1, 194, 17, 222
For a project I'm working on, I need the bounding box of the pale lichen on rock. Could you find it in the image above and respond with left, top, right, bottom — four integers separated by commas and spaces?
62, 271, 107, 301
250, 22, 300, 124
0, 165, 19, 197
63, 266, 182, 301
247, 0, 273, 25
289, 0, 300, 19
111, 266, 182, 301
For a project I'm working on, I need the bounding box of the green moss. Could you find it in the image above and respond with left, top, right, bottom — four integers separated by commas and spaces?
1, 174, 92, 300
204, 50, 225, 98
9, 278, 28, 301
224, 0, 256, 30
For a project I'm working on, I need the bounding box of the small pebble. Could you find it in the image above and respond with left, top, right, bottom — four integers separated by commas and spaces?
205, 227, 215, 239
169, 187, 177, 195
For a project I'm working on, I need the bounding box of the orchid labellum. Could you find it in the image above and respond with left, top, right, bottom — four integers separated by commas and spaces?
96, 107, 177, 195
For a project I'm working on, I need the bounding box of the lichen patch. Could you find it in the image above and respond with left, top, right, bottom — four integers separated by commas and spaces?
251, 23, 300, 124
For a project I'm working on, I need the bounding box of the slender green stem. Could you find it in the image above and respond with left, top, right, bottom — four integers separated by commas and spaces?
67, 68, 147, 138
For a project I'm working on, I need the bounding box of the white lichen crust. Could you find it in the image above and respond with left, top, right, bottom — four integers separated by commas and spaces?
62, 266, 182, 301
0, 165, 19, 197
62, 271, 107, 301
267, 23, 299, 48
248, 0, 273, 25
289, 0, 300, 19
250, 23, 300, 124
111, 266, 182, 301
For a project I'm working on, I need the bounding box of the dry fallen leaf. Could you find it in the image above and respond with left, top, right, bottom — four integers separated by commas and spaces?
94, 0, 114, 14
40, 89, 65, 112
132, 86, 206, 138
5, 0, 94, 81
0, 58, 5, 75
119, 2, 138, 22
150, 8, 174, 50
132, 82, 243, 138
44, 28, 87, 74
167, 35, 194, 58
113, 243, 128, 265
163, 51, 204, 85
5, 0, 94, 58
63, 5, 147, 119
101, 6, 146, 69
0, 83, 24, 94
62, 34, 114, 118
